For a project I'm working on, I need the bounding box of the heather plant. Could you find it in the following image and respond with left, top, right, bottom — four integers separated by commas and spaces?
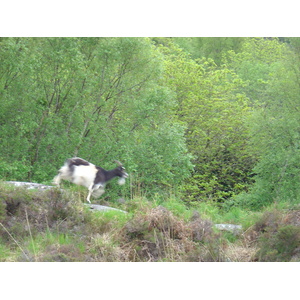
0, 239, 12, 261
120, 205, 223, 261
256, 225, 300, 262
252, 209, 300, 262
0, 182, 298, 262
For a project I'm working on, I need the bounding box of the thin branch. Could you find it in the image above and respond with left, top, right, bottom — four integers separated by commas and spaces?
25, 208, 37, 261
0, 222, 30, 261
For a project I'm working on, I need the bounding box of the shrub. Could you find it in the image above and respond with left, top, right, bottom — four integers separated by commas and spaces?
256, 225, 300, 262
0, 184, 84, 241
252, 209, 300, 261
86, 233, 128, 262
121, 205, 222, 261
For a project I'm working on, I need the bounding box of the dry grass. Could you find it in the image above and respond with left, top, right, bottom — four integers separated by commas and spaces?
223, 242, 258, 262
0, 184, 299, 262
120, 205, 226, 261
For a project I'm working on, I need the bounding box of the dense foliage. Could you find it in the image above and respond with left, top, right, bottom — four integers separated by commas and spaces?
1, 37, 300, 210
1, 37, 300, 262
0, 37, 193, 192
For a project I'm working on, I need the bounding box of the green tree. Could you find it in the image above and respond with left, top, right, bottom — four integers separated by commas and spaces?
224, 37, 287, 103
231, 38, 300, 209
173, 37, 245, 65
159, 43, 254, 202
0, 37, 37, 179
0, 37, 193, 193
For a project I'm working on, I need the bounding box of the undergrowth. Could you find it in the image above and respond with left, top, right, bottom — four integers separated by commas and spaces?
0, 182, 299, 262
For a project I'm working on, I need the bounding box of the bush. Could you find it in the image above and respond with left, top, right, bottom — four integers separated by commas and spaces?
256, 225, 300, 262
121, 205, 222, 261
0, 184, 84, 241
252, 209, 300, 261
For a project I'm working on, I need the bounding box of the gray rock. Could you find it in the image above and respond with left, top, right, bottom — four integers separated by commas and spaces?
84, 204, 127, 213
4, 181, 127, 213
5, 181, 55, 190
214, 224, 242, 234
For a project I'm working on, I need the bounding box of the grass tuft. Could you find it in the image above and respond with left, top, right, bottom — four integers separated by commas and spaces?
0, 182, 298, 262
